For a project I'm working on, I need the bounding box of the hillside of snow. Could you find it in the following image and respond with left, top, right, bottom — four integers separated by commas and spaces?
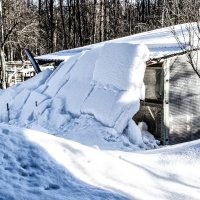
0, 124, 200, 200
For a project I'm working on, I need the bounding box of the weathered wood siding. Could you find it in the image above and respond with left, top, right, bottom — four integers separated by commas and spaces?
169, 53, 200, 144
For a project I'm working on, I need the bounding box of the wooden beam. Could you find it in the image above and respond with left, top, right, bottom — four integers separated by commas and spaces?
140, 99, 163, 106
146, 62, 164, 69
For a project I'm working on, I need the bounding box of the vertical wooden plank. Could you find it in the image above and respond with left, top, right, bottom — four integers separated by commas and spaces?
14, 65, 17, 84
162, 59, 170, 144
169, 53, 200, 144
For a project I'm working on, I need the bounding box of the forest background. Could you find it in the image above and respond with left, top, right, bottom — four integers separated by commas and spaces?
0, 0, 199, 62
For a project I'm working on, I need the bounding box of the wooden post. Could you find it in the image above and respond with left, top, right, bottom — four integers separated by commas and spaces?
162, 59, 170, 145
6, 103, 10, 122
14, 65, 17, 84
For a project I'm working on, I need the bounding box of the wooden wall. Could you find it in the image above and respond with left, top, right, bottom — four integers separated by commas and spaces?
135, 53, 200, 145
169, 53, 200, 144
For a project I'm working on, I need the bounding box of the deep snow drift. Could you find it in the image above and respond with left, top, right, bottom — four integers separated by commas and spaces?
0, 124, 199, 200
0, 43, 158, 150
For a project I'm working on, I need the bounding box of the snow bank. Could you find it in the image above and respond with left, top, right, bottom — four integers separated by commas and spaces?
0, 69, 52, 123
0, 124, 128, 200
125, 120, 144, 147
0, 87, 20, 122
81, 87, 121, 127
20, 69, 52, 90
93, 43, 149, 90
20, 91, 48, 124
39, 98, 70, 130
0, 124, 200, 200
44, 53, 82, 97
57, 47, 100, 116
10, 89, 31, 120
81, 86, 141, 133
0, 43, 158, 150
82, 43, 149, 133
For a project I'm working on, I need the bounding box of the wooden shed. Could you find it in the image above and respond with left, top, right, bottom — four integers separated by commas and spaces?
34, 24, 200, 145
134, 52, 200, 145
35, 50, 200, 145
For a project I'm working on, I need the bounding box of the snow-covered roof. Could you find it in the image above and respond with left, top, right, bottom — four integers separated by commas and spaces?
35, 23, 199, 61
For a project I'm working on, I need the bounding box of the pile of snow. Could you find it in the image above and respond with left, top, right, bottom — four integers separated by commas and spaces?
0, 43, 159, 150
0, 124, 199, 200
0, 69, 52, 123
0, 124, 128, 200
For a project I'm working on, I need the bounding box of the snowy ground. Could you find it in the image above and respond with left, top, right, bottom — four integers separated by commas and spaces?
1, 24, 200, 199
0, 124, 200, 200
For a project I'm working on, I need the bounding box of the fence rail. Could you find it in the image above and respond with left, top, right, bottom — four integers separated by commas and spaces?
1, 61, 35, 87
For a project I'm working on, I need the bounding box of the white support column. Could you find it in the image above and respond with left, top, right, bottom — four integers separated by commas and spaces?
163, 59, 170, 144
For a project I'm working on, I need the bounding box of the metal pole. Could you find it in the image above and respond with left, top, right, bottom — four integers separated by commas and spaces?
0, 0, 6, 89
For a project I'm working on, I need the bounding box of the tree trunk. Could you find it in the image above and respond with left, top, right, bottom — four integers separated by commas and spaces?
76, 0, 83, 46
59, 0, 67, 49
0, 0, 6, 89
38, 0, 42, 15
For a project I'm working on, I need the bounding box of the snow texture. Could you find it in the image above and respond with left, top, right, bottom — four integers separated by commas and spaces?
0, 124, 200, 200
0, 124, 128, 200
44, 53, 82, 97
138, 121, 159, 148
0, 42, 155, 150
82, 87, 121, 126
81, 86, 141, 133
56, 47, 100, 116
20, 69, 52, 90
81, 43, 149, 133
93, 43, 149, 90
20, 91, 48, 124
9, 89, 31, 120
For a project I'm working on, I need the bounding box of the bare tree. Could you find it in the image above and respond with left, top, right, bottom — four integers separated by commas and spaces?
2, 0, 199, 78
164, 0, 200, 78
171, 23, 200, 78
59, 0, 67, 49
0, 0, 42, 88
0, 0, 6, 88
